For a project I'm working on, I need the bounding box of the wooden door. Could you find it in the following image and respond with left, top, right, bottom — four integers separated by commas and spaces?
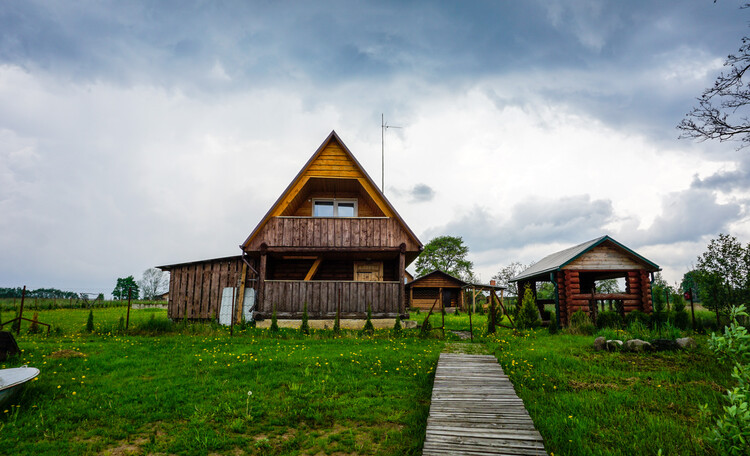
354, 261, 383, 282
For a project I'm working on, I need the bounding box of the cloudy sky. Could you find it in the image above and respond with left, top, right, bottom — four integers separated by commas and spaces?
2, 0, 749, 295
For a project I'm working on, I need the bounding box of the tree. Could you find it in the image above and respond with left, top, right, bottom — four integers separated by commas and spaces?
112, 276, 139, 300
681, 270, 702, 301
138, 268, 168, 300
679, 5, 750, 148
492, 262, 530, 297
414, 235, 474, 280
694, 234, 750, 323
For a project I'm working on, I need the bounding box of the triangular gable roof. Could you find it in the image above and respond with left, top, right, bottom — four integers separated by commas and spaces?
241, 130, 422, 250
407, 270, 467, 288
510, 235, 660, 282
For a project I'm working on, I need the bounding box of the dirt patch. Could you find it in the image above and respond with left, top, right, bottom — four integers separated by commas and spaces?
567, 380, 621, 391
48, 349, 87, 359
443, 343, 491, 355
102, 442, 142, 456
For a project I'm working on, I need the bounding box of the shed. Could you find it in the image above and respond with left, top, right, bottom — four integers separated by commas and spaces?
406, 270, 467, 311
510, 235, 660, 327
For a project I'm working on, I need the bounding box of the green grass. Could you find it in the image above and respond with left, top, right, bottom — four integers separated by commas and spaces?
2, 308, 444, 455
1, 309, 737, 455
485, 328, 732, 456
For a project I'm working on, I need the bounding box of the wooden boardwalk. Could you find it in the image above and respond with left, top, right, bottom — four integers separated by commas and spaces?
423, 353, 547, 456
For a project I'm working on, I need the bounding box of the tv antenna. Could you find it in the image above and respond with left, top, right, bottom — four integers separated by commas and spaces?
381, 113, 402, 193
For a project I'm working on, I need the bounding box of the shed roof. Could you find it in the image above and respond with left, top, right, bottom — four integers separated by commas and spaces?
157, 255, 242, 271
406, 270, 467, 288
510, 235, 660, 282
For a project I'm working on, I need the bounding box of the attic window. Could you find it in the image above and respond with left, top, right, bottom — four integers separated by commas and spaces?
313, 199, 357, 217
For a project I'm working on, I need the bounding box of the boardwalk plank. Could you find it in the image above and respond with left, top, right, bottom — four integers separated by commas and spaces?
423, 353, 547, 456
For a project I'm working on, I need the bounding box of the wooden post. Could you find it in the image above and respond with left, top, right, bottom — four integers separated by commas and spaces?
409, 287, 413, 310
236, 263, 248, 324
398, 244, 406, 315
439, 286, 445, 338
459, 289, 464, 311
16, 286, 26, 335
472, 287, 476, 314
125, 287, 132, 330
230, 285, 236, 336
258, 244, 268, 315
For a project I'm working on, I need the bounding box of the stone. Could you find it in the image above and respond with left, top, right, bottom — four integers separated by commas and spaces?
650, 339, 680, 351
676, 337, 697, 350
606, 339, 623, 351
625, 339, 651, 352
594, 336, 606, 351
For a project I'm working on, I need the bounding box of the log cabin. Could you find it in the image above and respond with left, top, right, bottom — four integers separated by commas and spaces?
159, 131, 423, 323
510, 235, 660, 327
406, 270, 466, 311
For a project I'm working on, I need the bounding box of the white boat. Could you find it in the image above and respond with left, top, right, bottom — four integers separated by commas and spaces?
0, 366, 40, 406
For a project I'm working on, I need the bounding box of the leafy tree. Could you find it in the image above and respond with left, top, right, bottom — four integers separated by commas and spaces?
138, 268, 168, 300
696, 234, 749, 323
679, 5, 750, 148
112, 276, 139, 300
537, 282, 555, 300
681, 270, 702, 302
492, 261, 530, 297
414, 235, 474, 280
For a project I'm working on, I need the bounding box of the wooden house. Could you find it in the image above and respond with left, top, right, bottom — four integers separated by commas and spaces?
510, 236, 660, 327
159, 131, 423, 322
406, 270, 466, 311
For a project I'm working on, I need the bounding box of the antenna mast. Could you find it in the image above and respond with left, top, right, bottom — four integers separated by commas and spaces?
381, 113, 402, 193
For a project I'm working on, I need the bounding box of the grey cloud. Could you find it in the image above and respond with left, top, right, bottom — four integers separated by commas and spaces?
692, 157, 750, 192
619, 188, 741, 247
423, 195, 614, 253
410, 183, 435, 202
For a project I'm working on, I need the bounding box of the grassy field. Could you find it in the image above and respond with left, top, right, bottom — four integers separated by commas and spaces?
0, 308, 737, 455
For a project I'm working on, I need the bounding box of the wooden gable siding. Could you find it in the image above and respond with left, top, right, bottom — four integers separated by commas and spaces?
245, 217, 419, 251
167, 257, 245, 320
562, 244, 646, 270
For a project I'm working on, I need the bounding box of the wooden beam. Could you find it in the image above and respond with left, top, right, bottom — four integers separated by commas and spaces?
399, 245, 406, 315
258, 249, 267, 313
282, 255, 318, 260
236, 263, 248, 324
304, 257, 323, 281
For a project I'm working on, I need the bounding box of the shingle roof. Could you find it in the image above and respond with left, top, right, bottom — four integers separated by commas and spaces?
510, 235, 660, 282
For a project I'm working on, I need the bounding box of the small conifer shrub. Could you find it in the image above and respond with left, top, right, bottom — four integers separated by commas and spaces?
362, 304, 375, 335
29, 312, 41, 334
300, 302, 310, 335
270, 305, 280, 332
392, 316, 402, 336
85, 310, 95, 333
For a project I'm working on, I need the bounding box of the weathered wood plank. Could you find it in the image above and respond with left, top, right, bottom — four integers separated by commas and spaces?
423, 353, 547, 456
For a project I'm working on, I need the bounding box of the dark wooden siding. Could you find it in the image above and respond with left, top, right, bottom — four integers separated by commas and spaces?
260, 280, 401, 318
167, 257, 246, 320
245, 217, 420, 251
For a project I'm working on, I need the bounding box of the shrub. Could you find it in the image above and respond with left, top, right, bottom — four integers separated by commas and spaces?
299, 302, 310, 335
392, 317, 402, 336
136, 314, 175, 334
596, 327, 627, 341
625, 310, 651, 328
333, 305, 341, 335
548, 311, 558, 335
29, 312, 41, 334
117, 315, 125, 332
569, 310, 595, 335
515, 285, 541, 330
627, 319, 650, 341
362, 304, 374, 335
703, 305, 750, 456
85, 310, 94, 333
660, 321, 683, 340
671, 310, 690, 331
597, 311, 623, 329
420, 315, 432, 338
270, 306, 279, 332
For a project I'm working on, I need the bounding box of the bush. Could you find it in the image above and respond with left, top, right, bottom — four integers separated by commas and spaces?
300, 302, 310, 335
392, 317, 402, 336
625, 310, 651, 328
29, 312, 41, 334
136, 314, 175, 334
569, 310, 596, 335
515, 285, 541, 330
333, 305, 341, 334
420, 315, 432, 338
627, 320, 650, 341
270, 306, 279, 332
362, 304, 374, 335
548, 311, 558, 335
85, 310, 94, 333
596, 311, 623, 329
671, 310, 690, 331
